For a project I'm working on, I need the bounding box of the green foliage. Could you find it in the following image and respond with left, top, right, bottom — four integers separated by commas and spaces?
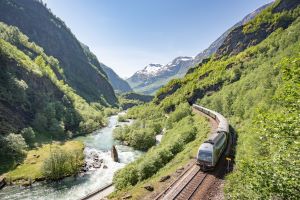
0, 133, 27, 159
21, 127, 36, 147
113, 113, 203, 190
42, 146, 83, 180
0, 21, 106, 136
243, 0, 300, 34
113, 165, 139, 189
224, 52, 300, 200
117, 115, 127, 122
165, 103, 191, 129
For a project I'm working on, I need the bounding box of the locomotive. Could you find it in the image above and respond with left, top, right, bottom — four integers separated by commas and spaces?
193, 104, 229, 170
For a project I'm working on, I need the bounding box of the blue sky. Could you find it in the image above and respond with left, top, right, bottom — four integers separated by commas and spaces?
44, 0, 273, 78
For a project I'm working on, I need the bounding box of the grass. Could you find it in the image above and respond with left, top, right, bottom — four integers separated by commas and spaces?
109, 114, 210, 199
5, 141, 84, 182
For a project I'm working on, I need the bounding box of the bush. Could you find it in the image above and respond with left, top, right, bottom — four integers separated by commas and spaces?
114, 165, 139, 190
42, 146, 83, 180
117, 115, 127, 122
2, 133, 27, 158
21, 127, 36, 146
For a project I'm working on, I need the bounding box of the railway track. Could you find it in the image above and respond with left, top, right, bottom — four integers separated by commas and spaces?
174, 170, 207, 200
155, 165, 208, 200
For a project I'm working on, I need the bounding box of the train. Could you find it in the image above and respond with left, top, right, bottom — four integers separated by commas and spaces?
192, 104, 230, 171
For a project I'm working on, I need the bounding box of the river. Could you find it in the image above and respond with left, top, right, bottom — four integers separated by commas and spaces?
0, 115, 142, 200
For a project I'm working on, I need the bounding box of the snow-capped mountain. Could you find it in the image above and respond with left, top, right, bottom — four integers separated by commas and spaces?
136, 63, 163, 77
127, 2, 273, 95
127, 57, 193, 94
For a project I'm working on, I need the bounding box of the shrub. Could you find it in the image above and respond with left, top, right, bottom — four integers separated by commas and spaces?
3, 133, 27, 158
114, 165, 139, 190
20, 127, 36, 146
42, 146, 83, 180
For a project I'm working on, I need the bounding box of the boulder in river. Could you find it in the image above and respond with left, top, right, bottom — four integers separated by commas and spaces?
111, 145, 119, 162
0, 176, 6, 189
93, 162, 101, 168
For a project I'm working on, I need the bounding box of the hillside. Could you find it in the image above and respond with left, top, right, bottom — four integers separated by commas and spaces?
111, 1, 300, 199
118, 92, 153, 110
80, 43, 132, 93
127, 2, 272, 95
0, 21, 109, 173
0, 0, 117, 105
101, 64, 132, 94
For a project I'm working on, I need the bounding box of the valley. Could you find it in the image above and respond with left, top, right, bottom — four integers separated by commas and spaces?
0, 0, 299, 200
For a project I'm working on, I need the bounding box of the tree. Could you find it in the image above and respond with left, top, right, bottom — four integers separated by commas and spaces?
4, 133, 27, 157
21, 127, 36, 147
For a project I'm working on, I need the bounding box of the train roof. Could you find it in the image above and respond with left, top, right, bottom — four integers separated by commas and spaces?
193, 104, 230, 135
205, 131, 226, 145
198, 142, 213, 152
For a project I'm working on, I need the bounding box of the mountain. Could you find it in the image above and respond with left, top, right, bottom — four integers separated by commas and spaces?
0, 21, 108, 154
127, 57, 193, 94
112, 1, 300, 199
80, 43, 132, 93
100, 64, 132, 94
127, 2, 273, 95
0, 0, 117, 105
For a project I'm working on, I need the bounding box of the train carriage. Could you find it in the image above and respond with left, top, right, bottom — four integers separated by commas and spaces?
193, 104, 229, 171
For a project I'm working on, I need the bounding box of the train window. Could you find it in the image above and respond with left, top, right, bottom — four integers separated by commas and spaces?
198, 150, 212, 162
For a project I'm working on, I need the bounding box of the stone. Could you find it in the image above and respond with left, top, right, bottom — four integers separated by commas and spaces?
123, 141, 129, 146
103, 165, 108, 169
159, 175, 170, 182
111, 145, 119, 162
21, 180, 31, 187
122, 194, 132, 199
176, 167, 184, 173
143, 184, 154, 191
0, 176, 6, 189
93, 162, 101, 168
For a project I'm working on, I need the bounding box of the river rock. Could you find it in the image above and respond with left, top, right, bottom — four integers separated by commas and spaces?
111, 145, 119, 162
103, 165, 108, 169
21, 180, 32, 187
159, 175, 170, 182
123, 141, 129, 146
0, 176, 6, 189
143, 184, 154, 191
93, 162, 101, 168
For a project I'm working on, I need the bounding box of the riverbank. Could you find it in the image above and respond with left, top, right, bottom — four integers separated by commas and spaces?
0, 114, 142, 200
4, 141, 84, 186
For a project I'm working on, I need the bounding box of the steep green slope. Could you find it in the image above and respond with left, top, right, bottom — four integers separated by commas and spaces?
118, 92, 153, 110
111, 1, 300, 199
0, 22, 106, 172
0, 0, 117, 105
80, 43, 132, 93
100, 64, 132, 93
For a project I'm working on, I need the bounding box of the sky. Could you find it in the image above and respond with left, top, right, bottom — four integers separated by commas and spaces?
43, 0, 273, 78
